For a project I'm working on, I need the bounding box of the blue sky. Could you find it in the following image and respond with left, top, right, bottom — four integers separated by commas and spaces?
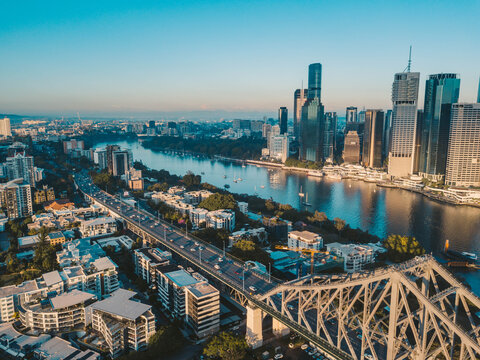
0, 0, 479, 118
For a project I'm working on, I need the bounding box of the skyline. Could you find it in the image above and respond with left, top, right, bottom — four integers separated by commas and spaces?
1, 0, 479, 117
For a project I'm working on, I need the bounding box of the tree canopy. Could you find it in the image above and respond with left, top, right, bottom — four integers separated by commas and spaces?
203, 332, 248, 360
383, 234, 426, 263
199, 193, 237, 211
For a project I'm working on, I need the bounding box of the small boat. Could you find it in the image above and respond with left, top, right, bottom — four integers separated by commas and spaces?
223, 175, 227, 179
298, 185, 305, 198
260, 185, 265, 189
201, 172, 205, 175
224, 184, 230, 189
461, 252, 478, 261
233, 179, 237, 183
242, 164, 246, 168
237, 178, 243, 182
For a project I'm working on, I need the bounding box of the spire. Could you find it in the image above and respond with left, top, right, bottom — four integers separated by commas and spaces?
404, 45, 412, 72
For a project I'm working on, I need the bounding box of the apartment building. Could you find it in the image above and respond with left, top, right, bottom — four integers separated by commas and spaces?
91, 289, 155, 358
19, 290, 96, 333
34, 336, 100, 360
185, 282, 220, 338
287, 230, 323, 251
33, 186, 55, 205
183, 190, 213, 205
0, 178, 33, 219
80, 217, 117, 237
134, 247, 172, 285
206, 209, 235, 232
326, 243, 375, 273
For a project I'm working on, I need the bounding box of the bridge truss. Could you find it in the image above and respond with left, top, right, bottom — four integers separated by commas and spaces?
259, 256, 480, 360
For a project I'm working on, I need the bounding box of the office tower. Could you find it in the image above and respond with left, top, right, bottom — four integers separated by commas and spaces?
346, 107, 358, 123
148, 120, 156, 128
278, 107, 288, 134
345, 122, 365, 160
269, 135, 290, 163
388, 71, 420, 177
112, 150, 132, 176
299, 63, 325, 162
418, 73, 460, 181
323, 112, 337, 162
413, 110, 424, 174
6, 153, 35, 186
106, 145, 121, 173
293, 89, 308, 138
0, 179, 33, 219
262, 123, 272, 139
343, 131, 361, 164
477, 77, 480, 103
445, 103, 480, 187
358, 110, 366, 123
0, 117, 12, 137
63, 139, 84, 154
383, 110, 393, 160
362, 110, 385, 168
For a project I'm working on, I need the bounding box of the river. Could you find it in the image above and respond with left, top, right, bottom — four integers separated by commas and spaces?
95, 140, 480, 291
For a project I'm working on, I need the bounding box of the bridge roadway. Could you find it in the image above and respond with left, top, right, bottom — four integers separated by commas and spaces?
75, 172, 353, 360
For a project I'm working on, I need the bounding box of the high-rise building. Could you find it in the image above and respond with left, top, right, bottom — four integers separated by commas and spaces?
477, 77, 480, 103
345, 122, 365, 160
0, 179, 33, 219
323, 112, 337, 162
268, 135, 290, 163
0, 117, 12, 137
299, 63, 325, 162
413, 110, 424, 174
343, 131, 361, 164
63, 139, 84, 154
362, 110, 385, 168
6, 153, 35, 186
346, 107, 358, 123
112, 150, 132, 176
106, 145, 121, 173
388, 71, 420, 177
278, 107, 288, 135
94, 149, 108, 170
262, 123, 272, 139
418, 73, 460, 181
445, 103, 480, 187
358, 110, 366, 123
148, 120, 156, 128
293, 89, 308, 138
383, 110, 393, 160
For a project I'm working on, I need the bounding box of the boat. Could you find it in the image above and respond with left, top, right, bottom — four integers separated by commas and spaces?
326, 173, 342, 180
223, 175, 227, 179
302, 193, 312, 206
260, 185, 265, 189
237, 178, 243, 182
308, 170, 324, 178
233, 179, 237, 183
201, 172, 205, 175
461, 252, 478, 261
298, 185, 305, 198
224, 184, 230, 189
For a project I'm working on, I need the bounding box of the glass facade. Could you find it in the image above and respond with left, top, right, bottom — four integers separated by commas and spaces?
299, 98, 324, 162
419, 73, 460, 179
307, 63, 322, 100
362, 110, 384, 168
278, 107, 288, 134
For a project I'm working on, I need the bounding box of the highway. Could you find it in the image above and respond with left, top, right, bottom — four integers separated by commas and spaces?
74, 171, 278, 296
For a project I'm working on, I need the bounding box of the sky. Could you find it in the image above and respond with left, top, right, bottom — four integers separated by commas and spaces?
0, 0, 479, 119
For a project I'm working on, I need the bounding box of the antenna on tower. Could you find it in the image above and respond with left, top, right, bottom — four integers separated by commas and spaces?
404, 45, 412, 72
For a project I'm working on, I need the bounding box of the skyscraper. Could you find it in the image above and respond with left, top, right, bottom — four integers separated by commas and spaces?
346, 107, 357, 123
477, 77, 480, 103
6, 153, 35, 186
299, 63, 325, 162
323, 112, 337, 162
383, 110, 393, 160
343, 131, 361, 164
293, 89, 307, 138
362, 110, 384, 168
388, 71, 420, 177
106, 145, 121, 174
112, 150, 133, 176
445, 103, 480, 187
0, 179, 33, 219
278, 107, 288, 135
0, 117, 11, 137
419, 73, 460, 181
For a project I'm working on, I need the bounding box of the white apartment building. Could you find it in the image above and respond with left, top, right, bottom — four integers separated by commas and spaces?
206, 209, 235, 232
237, 201, 248, 214
91, 289, 156, 358
134, 247, 172, 285
229, 227, 267, 247
5, 153, 35, 186
268, 134, 290, 163
184, 190, 213, 205
326, 242, 375, 273
80, 217, 117, 237
19, 290, 96, 333
0, 117, 12, 137
190, 208, 209, 226
185, 282, 220, 338
0, 280, 39, 322
34, 336, 100, 360
288, 230, 323, 251
0, 178, 33, 219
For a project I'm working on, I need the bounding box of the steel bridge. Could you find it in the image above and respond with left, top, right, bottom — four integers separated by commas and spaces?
75, 173, 480, 359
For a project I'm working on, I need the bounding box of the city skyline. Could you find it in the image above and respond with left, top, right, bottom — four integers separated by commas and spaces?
1, 1, 479, 117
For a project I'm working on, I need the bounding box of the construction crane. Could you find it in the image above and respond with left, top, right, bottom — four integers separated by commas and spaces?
275, 245, 330, 275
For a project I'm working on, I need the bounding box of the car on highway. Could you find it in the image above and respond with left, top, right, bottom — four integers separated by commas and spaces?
249, 286, 257, 292
214, 264, 221, 270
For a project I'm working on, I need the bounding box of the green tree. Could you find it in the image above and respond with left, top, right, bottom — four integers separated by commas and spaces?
199, 193, 237, 211
182, 171, 202, 188
383, 235, 426, 263
233, 239, 255, 252
334, 218, 346, 240
203, 332, 248, 360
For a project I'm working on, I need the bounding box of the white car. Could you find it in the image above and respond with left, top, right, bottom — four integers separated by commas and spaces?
249, 286, 257, 292
214, 264, 221, 270
301, 344, 308, 350
274, 354, 283, 359
180, 245, 184, 249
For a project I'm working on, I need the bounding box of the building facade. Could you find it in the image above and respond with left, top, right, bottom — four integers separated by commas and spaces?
0, 179, 33, 219
343, 131, 361, 164
278, 107, 288, 135
388, 71, 420, 177
445, 103, 480, 187
346, 107, 357, 123
6, 153, 35, 186
0, 117, 11, 137
287, 230, 323, 251
362, 110, 385, 168
293, 89, 308, 138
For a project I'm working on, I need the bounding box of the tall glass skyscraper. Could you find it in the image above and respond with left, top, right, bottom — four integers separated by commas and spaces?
323, 112, 337, 162
362, 110, 384, 168
388, 71, 420, 177
477, 77, 480, 103
293, 89, 307, 138
346, 107, 357, 123
278, 107, 288, 135
418, 73, 460, 181
299, 63, 325, 162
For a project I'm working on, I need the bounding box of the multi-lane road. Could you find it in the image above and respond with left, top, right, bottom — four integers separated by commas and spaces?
74, 171, 278, 296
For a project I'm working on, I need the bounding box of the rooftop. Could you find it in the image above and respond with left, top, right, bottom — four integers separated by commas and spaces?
42, 270, 63, 287
18, 235, 40, 248
82, 217, 116, 227
187, 282, 219, 298
0, 280, 38, 298
289, 230, 322, 243
50, 289, 95, 310
48, 231, 65, 240
165, 269, 199, 288
92, 256, 117, 271
34, 336, 99, 360
92, 289, 151, 320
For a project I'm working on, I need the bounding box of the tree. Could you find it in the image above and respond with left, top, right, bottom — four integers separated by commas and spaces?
199, 193, 237, 211
308, 210, 328, 224
182, 171, 201, 188
203, 332, 248, 360
334, 218, 346, 240
233, 239, 255, 252
383, 235, 426, 263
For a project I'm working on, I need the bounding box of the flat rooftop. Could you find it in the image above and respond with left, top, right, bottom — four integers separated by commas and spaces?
92, 256, 117, 271
50, 289, 95, 310
42, 271, 63, 287
92, 289, 151, 320
187, 282, 219, 298
289, 230, 322, 243
165, 269, 199, 288
35, 336, 99, 360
